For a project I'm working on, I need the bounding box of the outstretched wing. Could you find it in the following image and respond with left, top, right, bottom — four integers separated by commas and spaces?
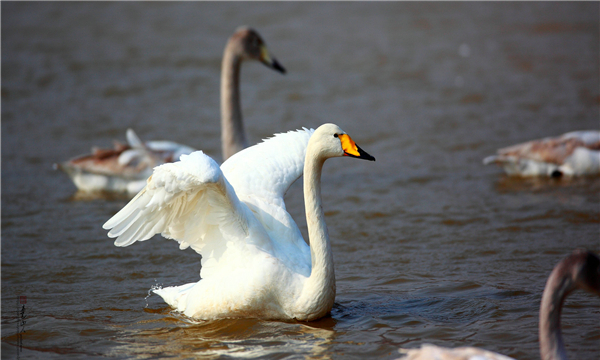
219, 128, 314, 274
221, 128, 314, 207
103, 151, 256, 259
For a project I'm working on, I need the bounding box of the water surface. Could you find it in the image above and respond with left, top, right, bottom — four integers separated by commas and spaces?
2, 2, 599, 359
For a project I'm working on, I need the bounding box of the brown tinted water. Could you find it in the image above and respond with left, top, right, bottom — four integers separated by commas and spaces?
2, 2, 599, 359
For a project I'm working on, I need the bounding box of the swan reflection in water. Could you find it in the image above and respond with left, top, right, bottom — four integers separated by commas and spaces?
111, 311, 337, 359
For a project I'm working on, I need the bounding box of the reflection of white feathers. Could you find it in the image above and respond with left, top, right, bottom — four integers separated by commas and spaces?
104, 128, 315, 319
483, 130, 600, 176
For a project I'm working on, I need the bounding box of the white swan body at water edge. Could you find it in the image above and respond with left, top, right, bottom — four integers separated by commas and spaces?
483, 130, 600, 177
103, 124, 375, 321
57, 27, 285, 194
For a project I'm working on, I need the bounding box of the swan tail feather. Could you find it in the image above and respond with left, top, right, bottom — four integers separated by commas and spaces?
153, 283, 196, 311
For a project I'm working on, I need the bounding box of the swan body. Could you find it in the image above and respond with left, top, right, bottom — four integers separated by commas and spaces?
55, 129, 195, 194
58, 27, 285, 194
398, 344, 513, 360
398, 249, 600, 360
103, 124, 375, 321
483, 130, 600, 177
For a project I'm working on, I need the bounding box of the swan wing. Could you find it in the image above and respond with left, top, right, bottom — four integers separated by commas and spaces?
122, 128, 196, 166
560, 130, 600, 147
488, 130, 600, 164
399, 344, 514, 360
103, 151, 255, 257
221, 128, 314, 207
145, 140, 196, 162
219, 128, 314, 274
483, 130, 600, 175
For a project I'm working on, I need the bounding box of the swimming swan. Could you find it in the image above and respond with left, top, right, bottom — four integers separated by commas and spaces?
398, 249, 600, 360
483, 130, 600, 177
103, 123, 376, 321
57, 27, 285, 194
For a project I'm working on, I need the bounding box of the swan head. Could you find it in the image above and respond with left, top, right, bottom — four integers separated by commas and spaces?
310, 123, 376, 161
563, 249, 600, 296
229, 26, 286, 74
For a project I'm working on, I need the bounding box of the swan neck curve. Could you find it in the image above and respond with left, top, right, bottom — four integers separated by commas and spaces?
221, 43, 247, 161
298, 144, 336, 320
539, 267, 573, 360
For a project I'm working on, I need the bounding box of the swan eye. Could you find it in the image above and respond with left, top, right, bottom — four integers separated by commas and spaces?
333, 134, 339, 138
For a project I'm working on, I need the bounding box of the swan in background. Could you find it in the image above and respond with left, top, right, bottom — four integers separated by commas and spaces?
220, 26, 285, 159
103, 123, 375, 321
55, 129, 195, 194
483, 130, 600, 177
398, 249, 600, 360
56, 26, 286, 195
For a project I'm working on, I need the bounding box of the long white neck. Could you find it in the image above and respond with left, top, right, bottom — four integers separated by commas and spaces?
539, 269, 572, 360
220, 44, 248, 161
296, 144, 336, 321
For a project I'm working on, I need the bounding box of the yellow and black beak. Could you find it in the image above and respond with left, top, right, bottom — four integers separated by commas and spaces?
339, 134, 376, 161
259, 45, 286, 74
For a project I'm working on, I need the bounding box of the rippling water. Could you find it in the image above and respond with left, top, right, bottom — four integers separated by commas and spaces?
2, 2, 599, 359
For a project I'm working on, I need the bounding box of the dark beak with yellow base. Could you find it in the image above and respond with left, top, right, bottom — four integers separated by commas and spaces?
260, 45, 286, 74
338, 134, 376, 161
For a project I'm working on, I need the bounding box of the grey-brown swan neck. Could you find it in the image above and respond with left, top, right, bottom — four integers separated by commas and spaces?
220, 47, 248, 161
301, 149, 336, 317
539, 266, 572, 360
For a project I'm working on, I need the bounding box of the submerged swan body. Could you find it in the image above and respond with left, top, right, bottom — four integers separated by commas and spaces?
103, 124, 375, 320
398, 249, 600, 360
483, 130, 600, 177
57, 27, 285, 194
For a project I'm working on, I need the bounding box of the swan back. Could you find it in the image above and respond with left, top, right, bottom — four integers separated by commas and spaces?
483, 130, 600, 176
398, 344, 514, 360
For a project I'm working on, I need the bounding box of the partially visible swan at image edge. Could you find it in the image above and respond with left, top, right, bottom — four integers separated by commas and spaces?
56, 26, 286, 195
103, 123, 376, 321
483, 130, 600, 177
397, 249, 600, 360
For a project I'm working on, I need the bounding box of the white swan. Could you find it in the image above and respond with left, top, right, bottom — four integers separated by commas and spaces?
483, 130, 600, 177
57, 26, 285, 194
398, 249, 600, 360
103, 123, 375, 321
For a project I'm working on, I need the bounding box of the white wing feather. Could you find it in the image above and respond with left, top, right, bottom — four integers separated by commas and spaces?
103, 151, 253, 258
104, 129, 316, 278
221, 128, 314, 274
222, 128, 314, 205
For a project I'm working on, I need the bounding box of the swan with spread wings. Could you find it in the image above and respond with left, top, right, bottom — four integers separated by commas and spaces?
103, 123, 375, 321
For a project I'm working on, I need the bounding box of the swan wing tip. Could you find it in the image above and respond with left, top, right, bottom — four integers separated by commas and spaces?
483, 155, 498, 165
